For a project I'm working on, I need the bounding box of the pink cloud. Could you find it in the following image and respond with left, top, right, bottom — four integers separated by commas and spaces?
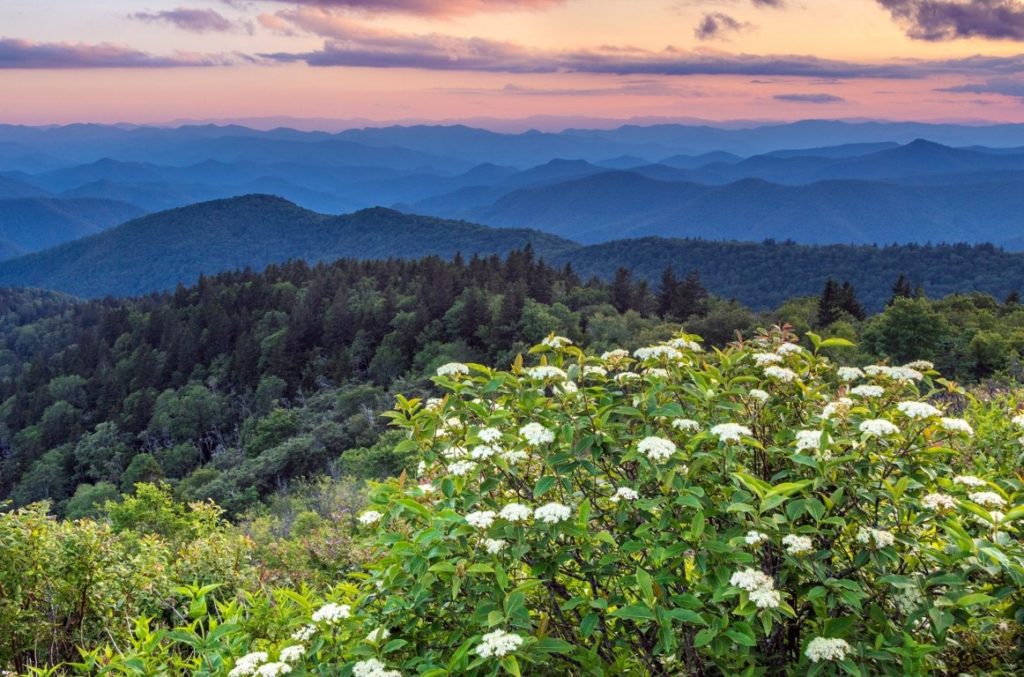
0, 38, 231, 68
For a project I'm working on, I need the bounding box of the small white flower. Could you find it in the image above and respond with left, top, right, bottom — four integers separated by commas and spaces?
471, 444, 500, 460
436, 362, 469, 377
610, 487, 640, 503
859, 419, 899, 437
312, 602, 350, 625
601, 349, 630, 362
748, 389, 769, 403
921, 492, 956, 511
449, 460, 477, 476
821, 398, 853, 420
889, 366, 924, 382
501, 449, 528, 464
749, 586, 781, 609
668, 338, 703, 352
229, 652, 269, 677
782, 534, 814, 555
366, 627, 391, 644
424, 397, 444, 411
583, 365, 608, 378
616, 371, 641, 383
290, 625, 316, 642
417, 483, 436, 494
637, 436, 677, 462
634, 345, 682, 361
1012, 414, 1024, 428
806, 637, 851, 663
753, 352, 783, 366
520, 422, 555, 445
542, 335, 572, 348
527, 366, 567, 380
730, 567, 773, 592
352, 658, 402, 677
534, 502, 572, 524
358, 511, 383, 526
850, 385, 884, 398
484, 538, 507, 554
953, 475, 987, 488
777, 343, 803, 356
711, 423, 752, 443
478, 427, 502, 443
279, 646, 304, 663
856, 527, 895, 549
645, 367, 669, 378
904, 360, 934, 371
744, 530, 768, 546
968, 491, 1006, 509
939, 418, 973, 436
764, 366, 798, 383
672, 418, 700, 432
897, 401, 941, 419
475, 629, 524, 658
499, 503, 533, 522
794, 430, 825, 452
465, 510, 496, 529
837, 367, 864, 382
256, 663, 292, 677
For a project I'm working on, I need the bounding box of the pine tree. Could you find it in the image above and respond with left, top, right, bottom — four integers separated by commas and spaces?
839, 282, 866, 321
657, 267, 679, 318
677, 271, 709, 319
889, 274, 914, 306
611, 267, 634, 313
817, 278, 842, 327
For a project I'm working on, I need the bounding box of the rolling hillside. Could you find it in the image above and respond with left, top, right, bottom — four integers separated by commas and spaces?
0, 197, 145, 256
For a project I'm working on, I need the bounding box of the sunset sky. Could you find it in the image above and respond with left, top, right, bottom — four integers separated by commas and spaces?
4, 0, 1024, 127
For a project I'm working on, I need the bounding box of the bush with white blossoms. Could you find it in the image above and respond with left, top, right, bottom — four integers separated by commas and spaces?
55, 330, 1023, 676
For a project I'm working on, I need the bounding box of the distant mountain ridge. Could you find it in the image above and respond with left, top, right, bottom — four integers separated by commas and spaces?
0, 197, 144, 258
0, 195, 1023, 311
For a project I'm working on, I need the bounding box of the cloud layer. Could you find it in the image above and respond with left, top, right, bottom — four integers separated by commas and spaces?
694, 13, 747, 40
878, 0, 1024, 40
242, 0, 565, 17
0, 38, 226, 68
773, 93, 847, 103
131, 8, 235, 33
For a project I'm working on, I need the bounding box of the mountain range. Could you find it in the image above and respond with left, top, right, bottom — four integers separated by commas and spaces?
0, 194, 1022, 311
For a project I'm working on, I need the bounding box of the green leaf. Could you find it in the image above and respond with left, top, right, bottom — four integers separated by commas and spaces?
693, 628, 717, 648
610, 605, 657, 622
690, 511, 705, 540
533, 476, 557, 498
818, 337, 855, 349
533, 638, 573, 654
955, 593, 995, 607
500, 655, 522, 676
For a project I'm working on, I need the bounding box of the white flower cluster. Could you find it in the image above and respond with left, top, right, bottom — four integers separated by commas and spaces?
484, 538, 507, 554
637, 436, 677, 462
856, 527, 895, 549
805, 637, 851, 663
312, 602, 350, 625
499, 503, 532, 521
366, 627, 391, 644
921, 492, 956, 512
729, 567, 780, 609
850, 385, 884, 398
668, 338, 702, 352
229, 652, 269, 677
764, 366, 798, 382
744, 530, 768, 546
475, 629, 524, 658
953, 475, 986, 488
859, 419, 898, 437
520, 422, 554, 445
776, 342, 802, 355
527, 366, 567, 380
448, 460, 477, 476
821, 398, 853, 420
711, 423, 752, 443
542, 335, 572, 348
279, 646, 304, 663
634, 345, 682, 361
969, 491, 1006, 509
290, 625, 316, 642
782, 534, 814, 555
256, 663, 292, 677
436, 362, 469, 377
672, 418, 700, 432
601, 349, 629, 363
865, 365, 922, 382
904, 360, 934, 371
896, 401, 941, 419
358, 510, 383, 525
610, 487, 640, 503
837, 367, 864, 382
794, 430, 825, 452
939, 418, 973, 435
753, 352, 783, 366
470, 445, 500, 460
478, 427, 502, 443
534, 502, 572, 524
583, 365, 608, 378
748, 389, 769, 403
1013, 413, 1024, 428
352, 658, 402, 677
465, 511, 496, 529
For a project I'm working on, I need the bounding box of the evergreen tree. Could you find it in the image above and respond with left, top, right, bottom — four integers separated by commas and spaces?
611, 268, 634, 313
838, 282, 867, 321
889, 274, 914, 306
677, 271, 709, 320
817, 278, 842, 327
657, 267, 679, 318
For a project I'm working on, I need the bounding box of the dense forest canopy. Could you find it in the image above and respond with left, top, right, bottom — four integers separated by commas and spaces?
3, 249, 1024, 519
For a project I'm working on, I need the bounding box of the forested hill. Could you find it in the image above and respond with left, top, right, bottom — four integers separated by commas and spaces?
0, 195, 576, 298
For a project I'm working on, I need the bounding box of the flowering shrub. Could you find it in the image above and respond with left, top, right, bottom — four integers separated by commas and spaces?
17, 330, 1024, 675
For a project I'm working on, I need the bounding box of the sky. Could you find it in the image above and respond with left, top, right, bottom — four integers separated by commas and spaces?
3, 0, 1024, 128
